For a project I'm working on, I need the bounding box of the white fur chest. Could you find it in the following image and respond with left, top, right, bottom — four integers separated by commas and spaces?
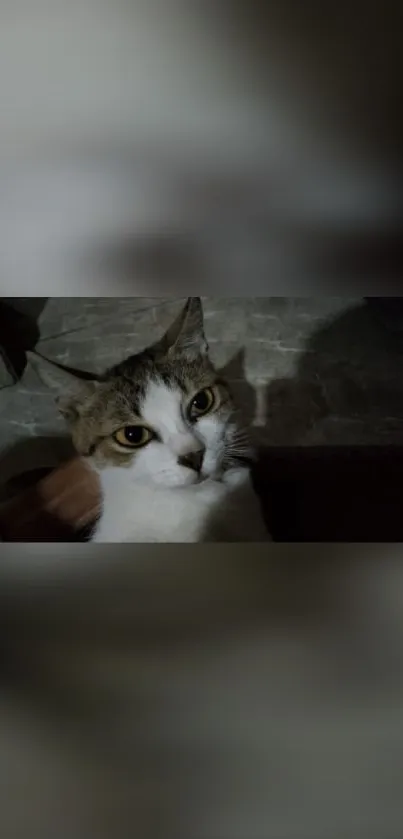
92, 467, 270, 543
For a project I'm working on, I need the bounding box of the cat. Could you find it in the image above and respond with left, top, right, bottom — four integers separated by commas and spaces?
29, 298, 271, 543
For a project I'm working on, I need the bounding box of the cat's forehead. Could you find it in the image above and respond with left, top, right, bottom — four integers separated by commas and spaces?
79, 350, 214, 431
107, 350, 213, 398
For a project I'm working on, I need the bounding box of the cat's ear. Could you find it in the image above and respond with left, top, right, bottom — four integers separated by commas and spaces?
27, 351, 100, 422
153, 297, 208, 360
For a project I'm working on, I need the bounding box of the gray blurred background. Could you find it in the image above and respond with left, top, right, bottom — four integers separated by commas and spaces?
1, 544, 403, 839
0, 0, 402, 297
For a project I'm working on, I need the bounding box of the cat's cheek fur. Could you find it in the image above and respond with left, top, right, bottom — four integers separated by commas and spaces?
195, 414, 228, 478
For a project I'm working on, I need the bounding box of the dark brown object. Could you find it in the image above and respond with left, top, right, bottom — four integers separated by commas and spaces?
254, 446, 403, 542
0, 458, 100, 542
0, 299, 47, 384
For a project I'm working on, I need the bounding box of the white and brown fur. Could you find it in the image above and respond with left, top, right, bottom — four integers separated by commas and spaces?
29, 298, 270, 542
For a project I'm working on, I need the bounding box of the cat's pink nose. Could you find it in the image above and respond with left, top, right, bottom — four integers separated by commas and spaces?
178, 450, 204, 473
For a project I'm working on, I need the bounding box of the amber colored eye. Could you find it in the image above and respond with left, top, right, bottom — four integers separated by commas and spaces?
189, 387, 215, 419
114, 426, 153, 448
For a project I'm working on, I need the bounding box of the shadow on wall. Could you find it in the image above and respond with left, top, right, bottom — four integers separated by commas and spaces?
232, 299, 403, 447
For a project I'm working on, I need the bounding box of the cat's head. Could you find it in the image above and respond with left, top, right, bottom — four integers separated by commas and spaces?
29, 298, 252, 489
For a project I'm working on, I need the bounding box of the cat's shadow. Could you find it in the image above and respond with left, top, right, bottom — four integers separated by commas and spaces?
216, 347, 267, 450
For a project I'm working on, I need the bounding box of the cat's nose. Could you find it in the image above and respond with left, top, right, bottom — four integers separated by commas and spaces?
178, 449, 204, 473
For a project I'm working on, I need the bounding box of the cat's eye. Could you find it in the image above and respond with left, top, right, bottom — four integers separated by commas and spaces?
189, 387, 215, 419
114, 426, 153, 449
